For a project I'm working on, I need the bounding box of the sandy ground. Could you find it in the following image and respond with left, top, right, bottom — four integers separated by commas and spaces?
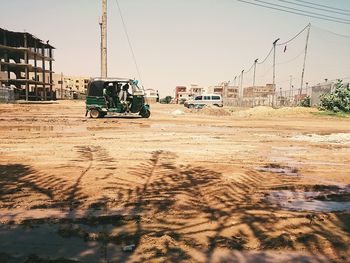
0, 100, 349, 263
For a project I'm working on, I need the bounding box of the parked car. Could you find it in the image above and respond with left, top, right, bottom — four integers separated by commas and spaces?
184, 94, 223, 108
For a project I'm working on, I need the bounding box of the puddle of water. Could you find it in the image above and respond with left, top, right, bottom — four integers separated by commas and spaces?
267, 189, 350, 212
257, 165, 299, 176
0, 222, 122, 262
0, 125, 87, 133
0, 125, 56, 132
291, 133, 350, 144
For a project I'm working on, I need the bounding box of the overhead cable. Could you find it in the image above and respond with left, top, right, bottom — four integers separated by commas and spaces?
295, 0, 350, 14
115, 0, 144, 87
277, 23, 310, 46
279, 0, 350, 17
312, 25, 350, 39
244, 61, 255, 74
257, 46, 273, 64
254, 0, 350, 23
236, 0, 350, 25
276, 49, 305, 65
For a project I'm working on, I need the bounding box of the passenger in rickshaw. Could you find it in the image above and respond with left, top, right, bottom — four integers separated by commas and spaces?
119, 83, 133, 111
103, 83, 115, 108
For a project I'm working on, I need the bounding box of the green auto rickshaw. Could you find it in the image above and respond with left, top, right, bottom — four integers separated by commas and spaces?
85, 78, 150, 118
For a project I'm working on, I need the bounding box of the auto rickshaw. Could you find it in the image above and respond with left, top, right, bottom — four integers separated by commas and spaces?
85, 78, 150, 118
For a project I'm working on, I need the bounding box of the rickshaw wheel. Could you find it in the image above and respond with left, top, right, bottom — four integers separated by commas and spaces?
90, 109, 101, 118
140, 109, 151, 118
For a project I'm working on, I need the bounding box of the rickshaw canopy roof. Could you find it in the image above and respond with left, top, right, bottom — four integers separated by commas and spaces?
87, 77, 135, 97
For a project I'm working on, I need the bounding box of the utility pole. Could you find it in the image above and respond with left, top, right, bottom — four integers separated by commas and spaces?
253, 59, 258, 107
60, 72, 63, 99
272, 38, 280, 89
300, 23, 311, 96
240, 69, 244, 98
100, 0, 107, 78
289, 75, 292, 104
233, 75, 237, 86
253, 59, 258, 87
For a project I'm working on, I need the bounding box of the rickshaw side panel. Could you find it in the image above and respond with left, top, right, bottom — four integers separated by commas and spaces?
86, 97, 107, 108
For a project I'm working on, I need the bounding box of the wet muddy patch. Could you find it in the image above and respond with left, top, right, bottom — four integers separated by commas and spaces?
0, 214, 140, 262
266, 185, 350, 212
291, 133, 350, 144
257, 164, 299, 176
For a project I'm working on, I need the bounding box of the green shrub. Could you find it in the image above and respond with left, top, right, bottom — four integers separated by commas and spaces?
319, 80, 350, 113
179, 98, 187, 105
299, 96, 311, 107
160, 96, 173, 104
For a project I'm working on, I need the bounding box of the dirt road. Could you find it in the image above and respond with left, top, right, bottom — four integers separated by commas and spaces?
0, 101, 349, 263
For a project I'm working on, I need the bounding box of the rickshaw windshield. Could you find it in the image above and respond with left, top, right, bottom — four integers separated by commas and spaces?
131, 83, 144, 95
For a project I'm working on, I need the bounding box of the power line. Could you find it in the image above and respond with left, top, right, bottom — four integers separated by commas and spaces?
279, 0, 350, 17
237, 0, 350, 24
276, 49, 305, 65
244, 61, 255, 74
295, 0, 350, 14
277, 23, 310, 46
257, 65, 273, 78
254, 0, 350, 23
312, 25, 350, 39
115, 0, 144, 87
257, 46, 273, 64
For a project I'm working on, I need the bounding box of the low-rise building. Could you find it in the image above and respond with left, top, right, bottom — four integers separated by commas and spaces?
224, 86, 239, 98
243, 84, 275, 98
144, 88, 159, 103
175, 86, 188, 103
51, 74, 90, 99
188, 84, 205, 97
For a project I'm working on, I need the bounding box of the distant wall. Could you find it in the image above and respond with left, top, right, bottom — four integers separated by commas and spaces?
310, 84, 332, 106
0, 87, 15, 103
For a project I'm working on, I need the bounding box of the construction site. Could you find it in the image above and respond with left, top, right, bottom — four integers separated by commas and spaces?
1, 0, 350, 263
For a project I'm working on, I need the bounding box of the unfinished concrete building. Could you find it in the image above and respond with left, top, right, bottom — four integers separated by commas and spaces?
0, 28, 55, 100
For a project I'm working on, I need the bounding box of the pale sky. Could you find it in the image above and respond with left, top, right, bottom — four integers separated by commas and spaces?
1, 0, 350, 96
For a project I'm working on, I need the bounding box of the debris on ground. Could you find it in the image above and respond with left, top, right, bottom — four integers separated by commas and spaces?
171, 109, 185, 116
122, 244, 136, 252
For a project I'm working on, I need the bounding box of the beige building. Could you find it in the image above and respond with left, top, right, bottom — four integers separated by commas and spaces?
175, 82, 239, 104
188, 84, 205, 97
144, 88, 158, 103
51, 73, 90, 99
207, 82, 239, 99
243, 84, 275, 98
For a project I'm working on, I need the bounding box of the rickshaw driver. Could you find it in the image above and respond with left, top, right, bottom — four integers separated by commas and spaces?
103, 83, 115, 108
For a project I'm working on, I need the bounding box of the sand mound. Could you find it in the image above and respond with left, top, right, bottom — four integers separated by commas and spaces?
233, 106, 316, 117
186, 105, 232, 116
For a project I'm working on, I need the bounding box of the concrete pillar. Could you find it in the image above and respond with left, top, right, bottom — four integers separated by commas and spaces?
34, 41, 38, 99
42, 45, 46, 100
24, 33, 29, 101
49, 47, 53, 100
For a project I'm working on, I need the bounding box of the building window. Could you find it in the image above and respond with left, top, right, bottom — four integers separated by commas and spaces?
58, 81, 62, 84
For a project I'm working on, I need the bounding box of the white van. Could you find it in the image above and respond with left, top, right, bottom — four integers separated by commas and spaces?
184, 94, 223, 108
